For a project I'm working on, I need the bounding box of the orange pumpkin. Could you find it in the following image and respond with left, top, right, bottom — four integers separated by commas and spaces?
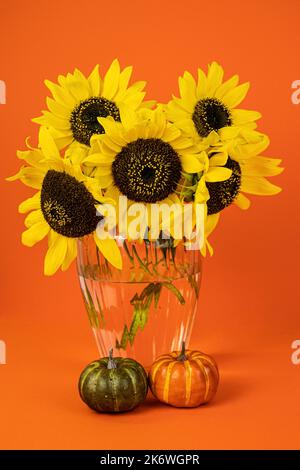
149, 342, 219, 407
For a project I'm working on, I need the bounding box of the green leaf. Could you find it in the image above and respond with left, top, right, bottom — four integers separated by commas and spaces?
162, 282, 185, 305
116, 325, 130, 350
116, 283, 160, 350
123, 240, 134, 264
130, 293, 140, 305
82, 279, 100, 328
129, 308, 142, 343
188, 274, 199, 298
95, 292, 105, 326
139, 283, 156, 301
171, 246, 177, 264
116, 279, 186, 351
132, 245, 152, 275
154, 284, 162, 309
140, 293, 153, 330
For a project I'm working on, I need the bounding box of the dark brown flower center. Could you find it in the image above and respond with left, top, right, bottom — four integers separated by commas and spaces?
192, 97, 232, 138
70, 97, 120, 146
112, 138, 182, 203
41, 170, 101, 237
207, 157, 241, 215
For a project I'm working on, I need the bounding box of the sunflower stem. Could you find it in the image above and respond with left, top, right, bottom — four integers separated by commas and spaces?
132, 245, 152, 275
107, 348, 117, 369
123, 240, 134, 264
177, 341, 187, 361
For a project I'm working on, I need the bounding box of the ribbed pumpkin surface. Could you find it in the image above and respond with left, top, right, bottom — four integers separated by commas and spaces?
149, 349, 219, 408
79, 357, 148, 413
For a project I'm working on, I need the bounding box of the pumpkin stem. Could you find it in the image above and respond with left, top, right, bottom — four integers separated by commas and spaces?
107, 348, 117, 369
177, 341, 187, 361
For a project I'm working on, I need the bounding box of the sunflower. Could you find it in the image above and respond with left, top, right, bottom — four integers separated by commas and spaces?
167, 61, 262, 145
82, 107, 215, 241
180, 131, 232, 202
204, 140, 283, 215
32, 59, 152, 152
7, 127, 122, 275
174, 135, 230, 256
193, 134, 283, 254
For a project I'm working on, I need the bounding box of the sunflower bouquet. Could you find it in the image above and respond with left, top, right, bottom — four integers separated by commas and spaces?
8, 60, 283, 356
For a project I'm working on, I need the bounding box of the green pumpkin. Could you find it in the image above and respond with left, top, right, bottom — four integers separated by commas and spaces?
78, 349, 148, 413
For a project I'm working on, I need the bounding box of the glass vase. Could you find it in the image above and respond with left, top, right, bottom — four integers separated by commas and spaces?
77, 236, 202, 368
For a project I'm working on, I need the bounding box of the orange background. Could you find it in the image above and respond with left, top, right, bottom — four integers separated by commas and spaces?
0, 0, 299, 450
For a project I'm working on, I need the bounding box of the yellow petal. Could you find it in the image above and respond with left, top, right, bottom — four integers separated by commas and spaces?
201, 211, 220, 257
141, 99, 156, 109
166, 100, 189, 121
22, 221, 49, 247
120, 90, 145, 109
242, 156, 284, 177
7, 167, 44, 189
234, 193, 251, 210
88, 64, 100, 95
214, 74, 239, 100
94, 118, 126, 146
44, 79, 76, 106
207, 130, 222, 144
101, 135, 122, 153
61, 239, 77, 271
174, 119, 195, 135
84, 152, 114, 166
231, 109, 261, 125
46, 97, 70, 118
233, 134, 270, 159
16, 149, 44, 168
179, 73, 197, 105
102, 59, 120, 100
169, 137, 193, 151
35, 111, 70, 130
94, 233, 122, 269
105, 184, 120, 202
222, 82, 250, 108
196, 67, 207, 98
195, 178, 210, 203
66, 79, 90, 102
49, 128, 73, 150
25, 209, 44, 228
44, 233, 68, 276
205, 167, 232, 182
95, 173, 114, 188
162, 125, 182, 142
181, 154, 203, 173
119, 106, 138, 130
218, 126, 240, 141
209, 151, 228, 167
73, 68, 88, 84
206, 239, 214, 256
39, 126, 61, 161
124, 79, 146, 93
183, 71, 197, 91
238, 128, 268, 144
241, 176, 282, 195
206, 62, 224, 96
18, 192, 41, 213
118, 66, 133, 93
206, 212, 220, 236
